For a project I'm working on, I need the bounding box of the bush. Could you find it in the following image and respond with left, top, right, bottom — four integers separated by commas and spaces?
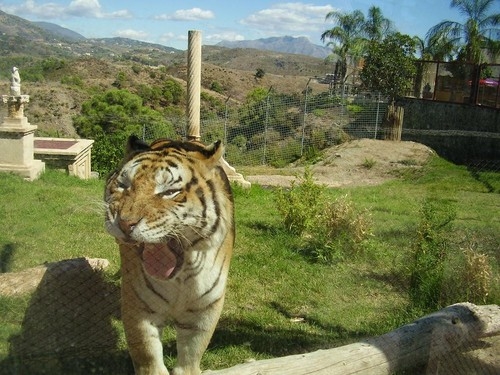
275, 168, 373, 264
275, 167, 325, 235
304, 195, 373, 264
408, 198, 455, 310
91, 132, 129, 178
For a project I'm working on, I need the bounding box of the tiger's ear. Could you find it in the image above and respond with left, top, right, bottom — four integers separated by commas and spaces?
201, 140, 224, 169
125, 135, 150, 158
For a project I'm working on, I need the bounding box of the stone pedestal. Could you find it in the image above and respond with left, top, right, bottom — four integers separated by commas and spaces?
0, 95, 45, 180
220, 158, 251, 188
34, 138, 95, 179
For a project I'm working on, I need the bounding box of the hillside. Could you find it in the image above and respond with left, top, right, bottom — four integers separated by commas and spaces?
0, 55, 331, 137
0, 10, 333, 137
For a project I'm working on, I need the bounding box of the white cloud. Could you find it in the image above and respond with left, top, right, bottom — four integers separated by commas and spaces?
205, 31, 245, 44
107, 9, 133, 19
154, 7, 214, 21
159, 32, 187, 44
66, 0, 101, 17
0, 0, 131, 19
114, 29, 149, 40
241, 2, 336, 33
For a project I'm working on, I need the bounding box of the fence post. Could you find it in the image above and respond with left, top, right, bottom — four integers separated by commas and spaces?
374, 92, 381, 139
222, 96, 230, 158
301, 79, 311, 156
262, 88, 272, 164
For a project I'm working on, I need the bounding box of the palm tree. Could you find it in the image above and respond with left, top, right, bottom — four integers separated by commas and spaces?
426, 0, 500, 63
365, 6, 394, 42
321, 10, 366, 86
415, 31, 457, 61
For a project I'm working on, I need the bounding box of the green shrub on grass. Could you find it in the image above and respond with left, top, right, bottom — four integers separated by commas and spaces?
408, 197, 456, 310
275, 167, 325, 235
305, 195, 373, 264
275, 169, 373, 264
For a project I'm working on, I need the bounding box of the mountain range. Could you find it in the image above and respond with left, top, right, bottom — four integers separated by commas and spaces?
217, 36, 330, 58
0, 9, 330, 59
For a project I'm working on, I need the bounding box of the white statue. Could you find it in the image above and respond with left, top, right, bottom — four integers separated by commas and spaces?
10, 67, 21, 96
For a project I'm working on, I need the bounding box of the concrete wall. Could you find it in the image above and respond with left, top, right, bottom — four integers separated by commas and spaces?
399, 98, 500, 164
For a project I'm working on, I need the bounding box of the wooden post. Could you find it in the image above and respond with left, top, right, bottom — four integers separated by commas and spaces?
383, 101, 404, 141
187, 30, 201, 141
203, 303, 500, 375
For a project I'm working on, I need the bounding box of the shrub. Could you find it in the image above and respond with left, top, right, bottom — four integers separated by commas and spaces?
275, 167, 326, 235
304, 195, 373, 264
210, 81, 224, 93
408, 198, 456, 310
362, 158, 376, 169
275, 169, 373, 264
461, 246, 492, 303
255, 68, 265, 79
61, 75, 83, 87
442, 237, 494, 305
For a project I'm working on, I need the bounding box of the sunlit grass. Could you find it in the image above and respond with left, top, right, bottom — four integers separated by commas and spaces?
0, 156, 498, 373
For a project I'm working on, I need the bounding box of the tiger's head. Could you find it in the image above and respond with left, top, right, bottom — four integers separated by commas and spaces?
105, 135, 234, 280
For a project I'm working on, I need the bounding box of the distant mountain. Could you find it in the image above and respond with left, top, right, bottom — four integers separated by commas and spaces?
91, 37, 180, 53
217, 36, 331, 59
0, 9, 56, 41
34, 21, 86, 42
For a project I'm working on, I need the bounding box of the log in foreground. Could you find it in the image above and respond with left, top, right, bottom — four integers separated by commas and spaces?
204, 303, 500, 375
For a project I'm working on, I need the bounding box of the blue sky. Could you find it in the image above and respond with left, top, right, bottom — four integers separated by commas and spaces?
0, 0, 497, 50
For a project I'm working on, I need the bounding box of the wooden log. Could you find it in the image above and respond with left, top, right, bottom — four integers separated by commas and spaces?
203, 303, 500, 375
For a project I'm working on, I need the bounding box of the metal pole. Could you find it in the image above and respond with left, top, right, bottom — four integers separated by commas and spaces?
223, 96, 230, 157
301, 78, 312, 156
187, 30, 201, 141
374, 92, 381, 139
262, 92, 271, 164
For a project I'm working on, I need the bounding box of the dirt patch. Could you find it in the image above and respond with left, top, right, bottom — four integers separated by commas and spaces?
246, 139, 435, 187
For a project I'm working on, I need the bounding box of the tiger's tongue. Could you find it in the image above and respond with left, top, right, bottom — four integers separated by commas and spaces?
142, 243, 177, 279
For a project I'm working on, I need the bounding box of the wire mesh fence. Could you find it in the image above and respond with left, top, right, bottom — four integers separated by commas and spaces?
143, 85, 388, 167
1, 80, 499, 374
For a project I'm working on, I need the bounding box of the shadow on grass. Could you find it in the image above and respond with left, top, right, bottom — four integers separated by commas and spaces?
0, 244, 16, 273
211, 302, 371, 359
467, 162, 500, 194
0, 258, 133, 375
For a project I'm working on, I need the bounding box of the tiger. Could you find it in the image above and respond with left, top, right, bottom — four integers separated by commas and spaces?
104, 135, 234, 375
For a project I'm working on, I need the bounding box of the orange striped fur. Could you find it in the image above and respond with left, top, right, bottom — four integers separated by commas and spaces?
105, 136, 234, 375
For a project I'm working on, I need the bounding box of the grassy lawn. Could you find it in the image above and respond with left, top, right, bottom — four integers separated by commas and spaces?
0, 157, 498, 374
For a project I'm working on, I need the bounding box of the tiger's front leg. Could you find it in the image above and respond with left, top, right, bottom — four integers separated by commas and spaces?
120, 244, 170, 375
171, 297, 225, 375
122, 311, 169, 375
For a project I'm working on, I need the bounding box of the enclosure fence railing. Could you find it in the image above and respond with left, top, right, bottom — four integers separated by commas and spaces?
410, 61, 500, 108
143, 85, 388, 167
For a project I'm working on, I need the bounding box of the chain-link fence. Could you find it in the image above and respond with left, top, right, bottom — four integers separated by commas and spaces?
143, 85, 388, 167
141, 82, 499, 176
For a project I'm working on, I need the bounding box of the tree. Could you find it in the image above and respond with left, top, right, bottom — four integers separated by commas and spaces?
365, 6, 394, 42
361, 33, 417, 101
321, 7, 395, 87
255, 68, 265, 79
414, 31, 457, 61
74, 89, 175, 177
360, 33, 417, 140
321, 10, 366, 86
426, 0, 500, 64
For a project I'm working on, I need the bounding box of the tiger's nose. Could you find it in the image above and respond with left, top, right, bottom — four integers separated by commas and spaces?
118, 218, 138, 235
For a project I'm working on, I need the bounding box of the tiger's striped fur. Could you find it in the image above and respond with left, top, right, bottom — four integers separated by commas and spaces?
105, 136, 234, 375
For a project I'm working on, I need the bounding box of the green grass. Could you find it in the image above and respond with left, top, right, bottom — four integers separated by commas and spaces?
0, 157, 499, 374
